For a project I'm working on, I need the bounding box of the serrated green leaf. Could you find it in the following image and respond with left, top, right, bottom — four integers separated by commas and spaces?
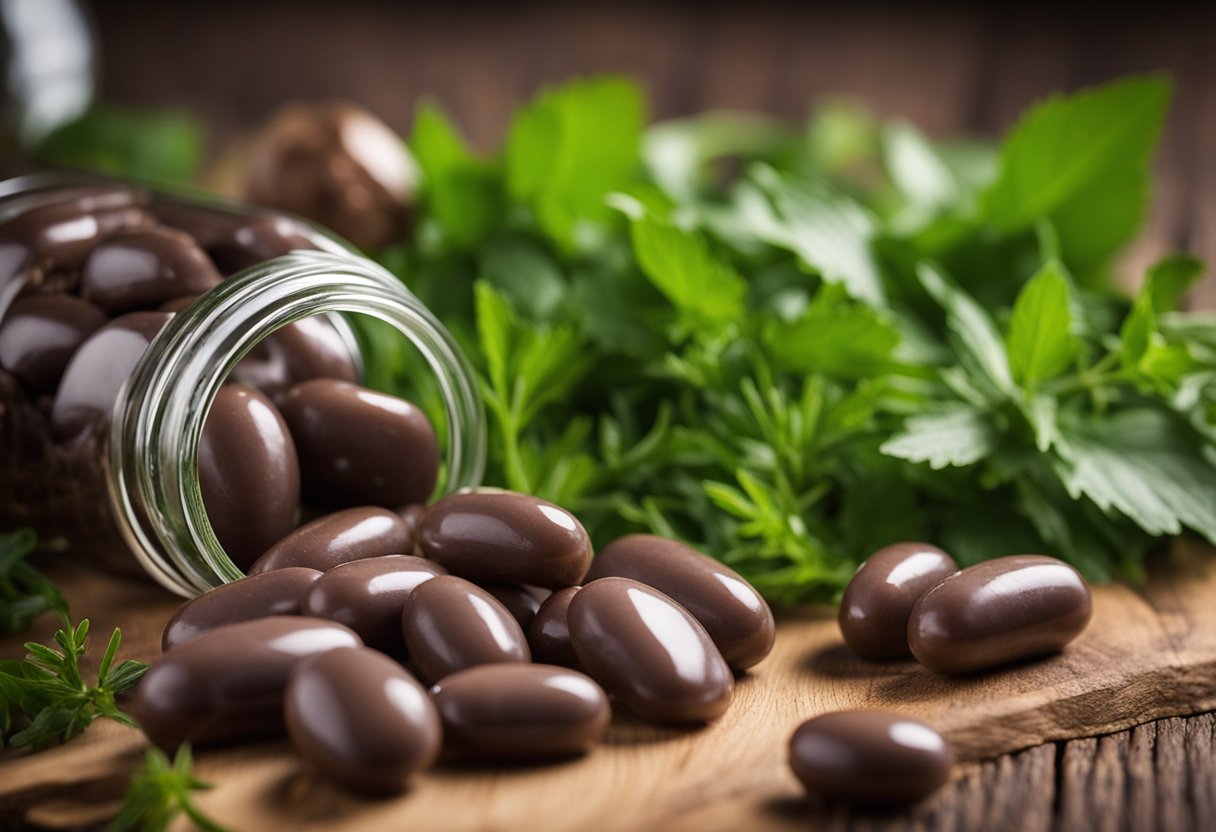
918, 263, 1016, 395
879, 405, 996, 469
764, 285, 900, 379
1006, 260, 1077, 387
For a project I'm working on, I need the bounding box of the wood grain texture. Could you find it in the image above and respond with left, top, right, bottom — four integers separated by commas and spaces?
2, 540, 1214, 830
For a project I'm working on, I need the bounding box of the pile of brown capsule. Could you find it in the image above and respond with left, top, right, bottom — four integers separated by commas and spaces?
136, 483, 778, 794
786, 541, 1094, 806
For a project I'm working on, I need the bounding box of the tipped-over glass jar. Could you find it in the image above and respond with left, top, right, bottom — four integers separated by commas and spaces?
0, 173, 485, 597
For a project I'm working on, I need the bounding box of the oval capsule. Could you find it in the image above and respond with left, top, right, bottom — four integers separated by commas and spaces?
417, 491, 592, 589
430, 664, 610, 761
302, 555, 448, 652
480, 583, 542, 630
279, 379, 439, 508
0, 295, 107, 390
568, 577, 733, 724
907, 555, 1092, 675
838, 542, 958, 660
161, 567, 322, 650
401, 575, 531, 684
789, 711, 953, 803
198, 383, 300, 569
80, 227, 222, 314
585, 534, 775, 670
50, 311, 170, 439
229, 317, 360, 401
133, 616, 362, 750
527, 586, 581, 669
248, 506, 412, 575
203, 215, 318, 276
285, 647, 441, 795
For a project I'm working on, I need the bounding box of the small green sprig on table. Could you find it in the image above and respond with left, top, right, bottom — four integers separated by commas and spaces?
109, 745, 230, 832
0, 528, 68, 634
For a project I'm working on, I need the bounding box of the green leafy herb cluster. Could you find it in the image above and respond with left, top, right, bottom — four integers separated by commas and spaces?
0, 528, 67, 634
370, 73, 1216, 603
0, 618, 147, 749
109, 745, 229, 832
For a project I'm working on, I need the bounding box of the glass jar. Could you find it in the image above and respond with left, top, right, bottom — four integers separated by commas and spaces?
0, 173, 485, 597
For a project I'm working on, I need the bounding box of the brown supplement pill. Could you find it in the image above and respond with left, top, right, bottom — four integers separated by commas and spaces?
430, 664, 610, 761
280, 379, 439, 508
401, 575, 531, 684
0, 295, 107, 390
230, 317, 360, 401
302, 555, 448, 652
80, 227, 222, 314
838, 542, 958, 660
585, 534, 775, 670
907, 555, 1092, 675
134, 616, 362, 750
249, 506, 412, 575
480, 583, 543, 630
568, 577, 733, 724
285, 647, 441, 795
198, 383, 300, 570
161, 567, 322, 651
527, 586, 581, 669
789, 711, 952, 803
418, 490, 592, 589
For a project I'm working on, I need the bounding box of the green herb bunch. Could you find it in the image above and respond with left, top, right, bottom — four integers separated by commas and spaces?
365, 73, 1216, 603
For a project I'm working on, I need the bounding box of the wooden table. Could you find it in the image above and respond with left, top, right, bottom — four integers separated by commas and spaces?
7, 3, 1216, 829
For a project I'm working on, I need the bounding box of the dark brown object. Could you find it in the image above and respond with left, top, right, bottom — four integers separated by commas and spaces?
79, 227, 222, 314
838, 542, 958, 661
285, 647, 441, 795
789, 710, 953, 804
133, 616, 362, 750
245, 100, 416, 251
0, 295, 107, 390
248, 506, 413, 575
229, 317, 360, 402
49, 311, 170, 440
198, 383, 300, 569
400, 575, 531, 683
567, 577, 733, 724
279, 379, 439, 508
528, 586, 582, 668
199, 215, 319, 276
479, 583, 543, 630
302, 554, 448, 652
417, 490, 592, 589
430, 664, 611, 761
908, 555, 1093, 675
161, 567, 323, 650
585, 534, 775, 670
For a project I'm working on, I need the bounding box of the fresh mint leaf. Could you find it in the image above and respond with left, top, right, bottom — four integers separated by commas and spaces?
1146, 254, 1204, 313
883, 121, 958, 217
36, 105, 203, 186
764, 284, 900, 379
478, 237, 567, 323
1006, 259, 1077, 387
410, 102, 500, 248
879, 405, 997, 470
918, 263, 1016, 396
506, 76, 643, 247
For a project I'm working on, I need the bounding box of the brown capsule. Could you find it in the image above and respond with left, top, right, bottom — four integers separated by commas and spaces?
285, 647, 441, 795
279, 379, 439, 508
302, 555, 448, 652
204, 215, 319, 276
430, 664, 610, 761
199, 384, 300, 570
249, 506, 412, 575
417, 491, 592, 589
161, 567, 323, 651
133, 616, 362, 750
568, 577, 733, 724
50, 311, 170, 439
80, 227, 222, 314
907, 555, 1092, 675
838, 542, 958, 661
401, 575, 531, 684
0, 295, 107, 390
789, 711, 953, 804
396, 503, 427, 536
229, 317, 360, 401
480, 583, 543, 630
585, 534, 775, 670
528, 586, 582, 669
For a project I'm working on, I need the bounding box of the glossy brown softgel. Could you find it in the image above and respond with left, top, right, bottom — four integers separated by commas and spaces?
789, 710, 953, 804
430, 664, 611, 761
285, 647, 441, 795
907, 555, 1093, 674
838, 542, 958, 660
248, 506, 412, 574
568, 577, 733, 724
417, 490, 592, 588
161, 567, 322, 650
585, 534, 775, 669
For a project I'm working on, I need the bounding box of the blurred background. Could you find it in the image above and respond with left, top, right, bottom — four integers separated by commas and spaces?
7, 1, 1215, 295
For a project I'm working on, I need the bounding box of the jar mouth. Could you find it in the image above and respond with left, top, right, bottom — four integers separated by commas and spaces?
108, 254, 486, 598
